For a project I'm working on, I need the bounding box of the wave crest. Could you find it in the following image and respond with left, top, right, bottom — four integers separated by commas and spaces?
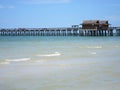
90, 52, 97, 55
5, 58, 31, 62
87, 46, 102, 49
37, 52, 61, 57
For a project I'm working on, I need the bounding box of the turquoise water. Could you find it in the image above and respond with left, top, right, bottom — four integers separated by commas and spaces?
0, 36, 120, 90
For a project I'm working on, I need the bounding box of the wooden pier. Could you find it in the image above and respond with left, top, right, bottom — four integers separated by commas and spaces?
0, 20, 120, 36
0, 27, 120, 36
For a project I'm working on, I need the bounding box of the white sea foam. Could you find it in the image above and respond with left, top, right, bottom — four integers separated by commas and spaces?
37, 52, 61, 57
87, 46, 102, 49
90, 52, 97, 55
5, 58, 31, 62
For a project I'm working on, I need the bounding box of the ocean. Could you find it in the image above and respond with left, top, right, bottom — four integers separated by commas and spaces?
0, 36, 120, 90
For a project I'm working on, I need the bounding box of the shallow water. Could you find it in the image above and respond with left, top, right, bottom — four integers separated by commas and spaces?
0, 36, 120, 90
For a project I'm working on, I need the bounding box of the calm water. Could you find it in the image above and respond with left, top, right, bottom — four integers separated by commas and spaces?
0, 36, 120, 90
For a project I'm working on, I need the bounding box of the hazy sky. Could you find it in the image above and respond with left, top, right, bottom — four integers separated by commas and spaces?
0, 0, 120, 28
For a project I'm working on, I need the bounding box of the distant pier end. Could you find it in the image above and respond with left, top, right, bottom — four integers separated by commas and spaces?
0, 20, 120, 36
80, 20, 113, 36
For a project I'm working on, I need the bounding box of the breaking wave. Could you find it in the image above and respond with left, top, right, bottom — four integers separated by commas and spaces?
36, 52, 61, 57
87, 46, 102, 49
90, 52, 97, 55
5, 58, 31, 62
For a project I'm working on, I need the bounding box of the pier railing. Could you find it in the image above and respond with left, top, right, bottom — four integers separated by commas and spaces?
0, 27, 120, 36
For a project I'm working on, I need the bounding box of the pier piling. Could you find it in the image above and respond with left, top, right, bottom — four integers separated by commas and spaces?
0, 27, 119, 36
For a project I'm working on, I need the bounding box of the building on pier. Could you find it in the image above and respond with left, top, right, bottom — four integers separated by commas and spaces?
80, 20, 113, 36
81, 20, 110, 30
72, 25, 79, 29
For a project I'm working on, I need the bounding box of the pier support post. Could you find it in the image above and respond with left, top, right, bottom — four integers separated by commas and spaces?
116, 29, 120, 36
110, 30, 113, 36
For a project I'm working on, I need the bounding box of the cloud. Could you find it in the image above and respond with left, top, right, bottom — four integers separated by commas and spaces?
23, 0, 71, 4
0, 5, 15, 9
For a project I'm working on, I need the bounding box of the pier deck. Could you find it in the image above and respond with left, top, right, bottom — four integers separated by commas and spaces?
0, 27, 120, 36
